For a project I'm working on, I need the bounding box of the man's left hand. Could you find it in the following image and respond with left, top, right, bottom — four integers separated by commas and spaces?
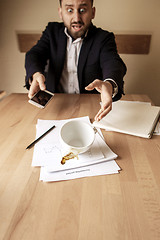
85, 79, 113, 121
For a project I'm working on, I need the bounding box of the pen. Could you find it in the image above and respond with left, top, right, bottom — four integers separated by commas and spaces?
26, 125, 55, 149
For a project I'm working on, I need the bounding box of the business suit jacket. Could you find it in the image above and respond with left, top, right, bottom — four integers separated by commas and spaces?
25, 22, 126, 101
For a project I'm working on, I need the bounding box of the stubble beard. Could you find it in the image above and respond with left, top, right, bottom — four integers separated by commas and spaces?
65, 21, 91, 39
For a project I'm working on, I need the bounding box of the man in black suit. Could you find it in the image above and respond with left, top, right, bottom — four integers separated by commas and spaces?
25, 0, 126, 121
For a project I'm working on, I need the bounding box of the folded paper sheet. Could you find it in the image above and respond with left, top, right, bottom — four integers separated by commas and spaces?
93, 101, 160, 138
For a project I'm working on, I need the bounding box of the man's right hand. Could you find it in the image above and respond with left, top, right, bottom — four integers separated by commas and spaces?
28, 72, 46, 98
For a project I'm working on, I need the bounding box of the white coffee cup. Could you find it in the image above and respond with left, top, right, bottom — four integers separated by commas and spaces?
60, 120, 95, 154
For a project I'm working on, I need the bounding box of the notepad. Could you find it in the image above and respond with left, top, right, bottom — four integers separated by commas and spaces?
93, 101, 160, 138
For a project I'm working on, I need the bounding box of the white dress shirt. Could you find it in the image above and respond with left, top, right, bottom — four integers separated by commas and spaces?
59, 28, 82, 94
59, 28, 118, 97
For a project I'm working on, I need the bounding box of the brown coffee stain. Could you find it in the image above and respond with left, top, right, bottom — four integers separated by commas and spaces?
61, 152, 79, 165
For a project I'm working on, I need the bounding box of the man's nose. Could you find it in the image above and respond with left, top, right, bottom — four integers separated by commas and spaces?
73, 10, 81, 22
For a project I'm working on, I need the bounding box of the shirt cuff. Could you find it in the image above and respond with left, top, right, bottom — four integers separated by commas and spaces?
103, 78, 118, 98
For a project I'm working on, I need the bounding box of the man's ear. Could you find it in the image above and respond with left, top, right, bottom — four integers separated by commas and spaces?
92, 7, 96, 19
58, 7, 62, 20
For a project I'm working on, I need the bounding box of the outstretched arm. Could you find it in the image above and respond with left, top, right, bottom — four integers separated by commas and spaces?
85, 79, 113, 121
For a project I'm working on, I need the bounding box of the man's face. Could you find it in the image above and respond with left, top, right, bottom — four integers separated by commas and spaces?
59, 0, 95, 39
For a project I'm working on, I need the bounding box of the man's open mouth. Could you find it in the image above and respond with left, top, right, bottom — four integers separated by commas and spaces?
71, 24, 83, 31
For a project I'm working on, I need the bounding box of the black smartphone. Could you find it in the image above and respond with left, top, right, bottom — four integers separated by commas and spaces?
28, 90, 54, 108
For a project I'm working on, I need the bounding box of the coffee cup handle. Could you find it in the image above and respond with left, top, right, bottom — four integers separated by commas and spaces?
92, 126, 106, 143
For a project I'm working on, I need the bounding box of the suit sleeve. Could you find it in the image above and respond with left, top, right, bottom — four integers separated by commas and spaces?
24, 24, 51, 89
100, 32, 127, 101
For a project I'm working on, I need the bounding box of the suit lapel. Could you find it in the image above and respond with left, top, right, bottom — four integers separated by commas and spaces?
55, 24, 96, 91
78, 25, 95, 91
56, 28, 67, 82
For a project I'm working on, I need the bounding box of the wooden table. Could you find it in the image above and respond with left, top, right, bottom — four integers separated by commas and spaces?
0, 93, 160, 240
0, 91, 6, 100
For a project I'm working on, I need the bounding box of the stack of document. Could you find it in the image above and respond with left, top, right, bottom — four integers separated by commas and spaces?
31, 116, 120, 182
93, 101, 160, 138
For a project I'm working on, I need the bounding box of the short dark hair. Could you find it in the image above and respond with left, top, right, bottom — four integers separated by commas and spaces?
59, 0, 93, 7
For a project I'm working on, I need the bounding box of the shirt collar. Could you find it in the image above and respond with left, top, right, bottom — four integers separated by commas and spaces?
64, 27, 88, 43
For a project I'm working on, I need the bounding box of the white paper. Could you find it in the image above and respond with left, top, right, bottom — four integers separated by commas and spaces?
32, 116, 117, 172
94, 101, 160, 138
40, 160, 120, 182
31, 116, 120, 182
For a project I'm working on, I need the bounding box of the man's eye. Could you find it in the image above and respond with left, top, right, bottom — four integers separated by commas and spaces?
79, 8, 86, 13
67, 8, 73, 13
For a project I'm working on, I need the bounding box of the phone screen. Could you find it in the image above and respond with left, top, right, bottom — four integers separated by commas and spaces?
29, 90, 54, 108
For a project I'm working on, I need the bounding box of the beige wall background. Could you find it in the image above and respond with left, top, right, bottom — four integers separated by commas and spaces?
0, 0, 160, 105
